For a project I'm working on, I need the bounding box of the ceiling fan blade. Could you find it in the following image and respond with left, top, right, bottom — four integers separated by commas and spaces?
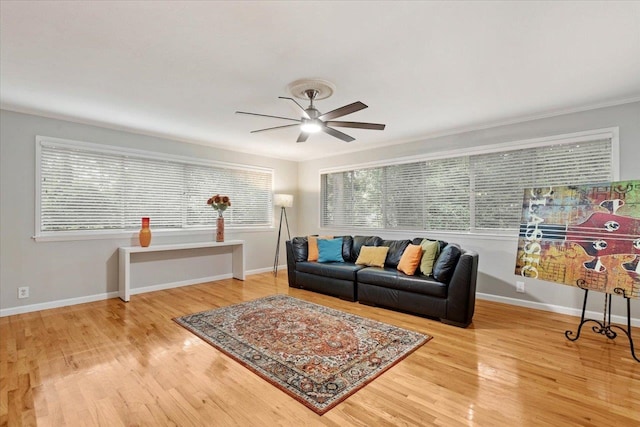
318, 101, 367, 121
278, 97, 310, 119
296, 132, 310, 143
250, 123, 300, 134
322, 125, 355, 142
236, 111, 300, 123
325, 121, 386, 130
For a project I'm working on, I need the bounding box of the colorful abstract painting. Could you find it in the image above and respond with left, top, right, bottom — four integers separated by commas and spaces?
515, 180, 640, 299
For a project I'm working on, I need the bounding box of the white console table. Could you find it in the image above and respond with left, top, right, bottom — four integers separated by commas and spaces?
118, 240, 245, 302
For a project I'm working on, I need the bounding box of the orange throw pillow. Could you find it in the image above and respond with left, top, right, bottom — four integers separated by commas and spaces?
307, 235, 334, 261
397, 244, 424, 276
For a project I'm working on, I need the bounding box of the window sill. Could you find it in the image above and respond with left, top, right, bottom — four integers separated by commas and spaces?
33, 226, 274, 243
318, 227, 519, 242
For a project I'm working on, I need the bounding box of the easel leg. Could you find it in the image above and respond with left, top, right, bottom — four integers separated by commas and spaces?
565, 289, 589, 341
565, 287, 639, 362
621, 295, 639, 362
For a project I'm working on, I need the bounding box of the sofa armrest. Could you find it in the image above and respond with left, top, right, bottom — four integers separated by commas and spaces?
285, 240, 297, 287
443, 250, 479, 327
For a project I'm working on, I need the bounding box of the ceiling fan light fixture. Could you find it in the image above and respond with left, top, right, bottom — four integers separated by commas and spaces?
300, 119, 321, 133
237, 79, 385, 142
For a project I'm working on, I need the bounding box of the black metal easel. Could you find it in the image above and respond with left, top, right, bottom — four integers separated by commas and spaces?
565, 285, 638, 362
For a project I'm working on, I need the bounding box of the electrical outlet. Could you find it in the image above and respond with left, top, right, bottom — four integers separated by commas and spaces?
516, 281, 525, 293
18, 286, 29, 299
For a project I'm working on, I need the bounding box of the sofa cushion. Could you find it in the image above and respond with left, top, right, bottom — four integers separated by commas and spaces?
355, 246, 389, 267
381, 239, 411, 268
307, 235, 333, 261
397, 244, 423, 275
318, 238, 345, 263
291, 236, 309, 262
412, 238, 448, 253
433, 243, 462, 283
419, 239, 441, 276
337, 235, 354, 263
357, 267, 448, 298
296, 261, 365, 281
351, 236, 383, 260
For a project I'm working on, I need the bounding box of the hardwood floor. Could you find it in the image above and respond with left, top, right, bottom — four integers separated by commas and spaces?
1, 272, 638, 426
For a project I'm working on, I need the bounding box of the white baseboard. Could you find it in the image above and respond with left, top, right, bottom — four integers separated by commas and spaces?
0, 291, 121, 317
0, 268, 275, 317
129, 274, 232, 296
477, 292, 640, 327
248, 265, 284, 275
128, 266, 283, 298
3, 273, 637, 327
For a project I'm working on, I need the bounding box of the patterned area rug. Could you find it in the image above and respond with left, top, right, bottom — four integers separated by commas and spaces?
174, 294, 430, 414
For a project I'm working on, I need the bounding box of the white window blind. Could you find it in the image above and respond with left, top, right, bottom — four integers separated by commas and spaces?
321, 136, 613, 232
424, 156, 470, 231
383, 162, 426, 229
185, 164, 272, 227
322, 168, 384, 228
471, 139, 612, 230
38, 138, 273, 234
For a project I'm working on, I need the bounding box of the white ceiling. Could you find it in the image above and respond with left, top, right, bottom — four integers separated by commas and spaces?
2, 1, 639, 161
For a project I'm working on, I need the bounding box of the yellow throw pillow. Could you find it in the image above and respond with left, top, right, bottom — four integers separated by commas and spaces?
420, 239, 441, 276
355, 246, 389, 268
397, 244, 423, 276
307, 235, 333, 261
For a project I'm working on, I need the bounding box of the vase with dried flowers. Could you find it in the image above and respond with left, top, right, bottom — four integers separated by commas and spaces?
207, 194, 231, 242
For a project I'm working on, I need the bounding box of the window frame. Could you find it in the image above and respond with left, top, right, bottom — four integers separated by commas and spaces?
318, 127, 620, 237
34, 136, 275, 242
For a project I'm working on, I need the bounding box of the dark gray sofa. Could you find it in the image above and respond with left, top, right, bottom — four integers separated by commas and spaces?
285, 235, 479, 327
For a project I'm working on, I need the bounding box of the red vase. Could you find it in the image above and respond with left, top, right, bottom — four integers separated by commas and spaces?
139, 217, 151, 247
216, 215, 224, 242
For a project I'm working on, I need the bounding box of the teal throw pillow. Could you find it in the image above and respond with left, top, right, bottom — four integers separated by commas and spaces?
317, 238, 344, 263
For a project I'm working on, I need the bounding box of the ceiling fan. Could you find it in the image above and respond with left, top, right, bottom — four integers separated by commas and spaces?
236, 88, 386, 143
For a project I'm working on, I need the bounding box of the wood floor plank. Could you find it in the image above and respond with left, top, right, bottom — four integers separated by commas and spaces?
1, 272, 639, 426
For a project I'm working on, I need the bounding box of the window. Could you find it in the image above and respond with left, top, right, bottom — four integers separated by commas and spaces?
321, 129, 617, 233
36, 136, 273, 238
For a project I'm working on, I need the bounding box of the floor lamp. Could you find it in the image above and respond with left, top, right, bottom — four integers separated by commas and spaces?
273, 194, 293, 275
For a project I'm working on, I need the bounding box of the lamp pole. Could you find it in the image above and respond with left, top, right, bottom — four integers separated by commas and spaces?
273, 194, 293, 276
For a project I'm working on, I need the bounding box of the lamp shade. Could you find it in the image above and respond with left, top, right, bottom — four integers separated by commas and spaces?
274, 193, 294, 208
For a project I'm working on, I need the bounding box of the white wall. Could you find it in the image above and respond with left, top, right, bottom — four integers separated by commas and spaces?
297, 101, 640, 322
0, 110, 298, 313
2, 103, 639, 322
